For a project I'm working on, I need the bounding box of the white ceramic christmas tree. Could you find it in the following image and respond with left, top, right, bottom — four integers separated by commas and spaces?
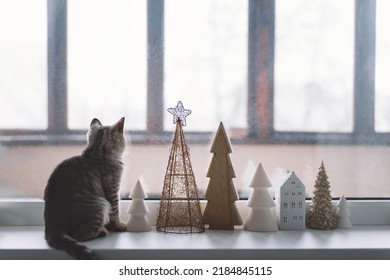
126, 179, 152, 232
336, 195, 352, 229
244, 162, 278, 232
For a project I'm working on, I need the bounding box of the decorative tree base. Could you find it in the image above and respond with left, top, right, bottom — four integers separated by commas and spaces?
307, 213, 337, 230
157, 200, 205, 233
203, 203, 240, 230
337, 218, 352, 229
126, 215, 152, 232
244, 208, 278, 232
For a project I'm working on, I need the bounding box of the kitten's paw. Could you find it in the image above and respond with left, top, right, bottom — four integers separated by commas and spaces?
106, 221, 126, 232
116, 222, 127, 232
97, 227, 109, 238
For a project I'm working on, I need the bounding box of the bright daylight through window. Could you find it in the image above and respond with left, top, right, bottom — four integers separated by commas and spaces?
275, 0, 354, 132
376, 0, 390, 132
68, 0, 147, 130
0, 0, 47, 129
0, 0, 389, 200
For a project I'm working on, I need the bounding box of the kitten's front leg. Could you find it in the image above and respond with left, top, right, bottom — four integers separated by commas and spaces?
104, 173, 127, 231
105, 192, 126, 231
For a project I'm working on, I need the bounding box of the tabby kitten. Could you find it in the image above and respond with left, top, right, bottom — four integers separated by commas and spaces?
44, 117, 127, 259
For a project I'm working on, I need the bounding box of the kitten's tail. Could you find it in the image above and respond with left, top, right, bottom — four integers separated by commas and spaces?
47, 234, 98, 260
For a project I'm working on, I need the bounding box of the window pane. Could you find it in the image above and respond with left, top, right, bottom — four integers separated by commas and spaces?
68, 0, 146, 130
275, 0, 354, 132
165, 0, 247, 132
0, 0, 47, 129
375, 0, 390, 132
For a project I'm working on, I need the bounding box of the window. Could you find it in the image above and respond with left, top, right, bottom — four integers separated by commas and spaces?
68, 0, 147, 130
0, 0, 389, 199
375, 0, 390, 132
165, 0, 247, 131
0, 0, 47, 129
275, 0, 354, 133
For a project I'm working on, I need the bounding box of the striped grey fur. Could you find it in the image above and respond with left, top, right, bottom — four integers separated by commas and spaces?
44, 118, 127, 259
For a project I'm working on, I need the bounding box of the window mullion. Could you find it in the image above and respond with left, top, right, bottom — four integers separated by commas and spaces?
354, 0, 376, 137
247, 0, 275, 140
147, 0, 164, 134
47, 0, 68, 134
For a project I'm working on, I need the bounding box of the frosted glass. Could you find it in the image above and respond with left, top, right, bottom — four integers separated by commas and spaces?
275, 0, 354, 132
165, 0, 248, 132
0, 0, 47, 129
68, 0, 146, 130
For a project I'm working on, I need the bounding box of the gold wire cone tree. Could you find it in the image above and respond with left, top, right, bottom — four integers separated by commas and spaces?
156, 101, 204, 233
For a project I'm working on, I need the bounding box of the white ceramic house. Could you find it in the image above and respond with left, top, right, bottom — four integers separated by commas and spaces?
277, 172, 306, 230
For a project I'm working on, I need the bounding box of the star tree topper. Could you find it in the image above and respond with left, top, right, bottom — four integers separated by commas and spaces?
168, 101, 191, 126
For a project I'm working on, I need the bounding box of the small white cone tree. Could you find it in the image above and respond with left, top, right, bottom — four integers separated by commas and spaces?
336, 195, 352, 229
126, 179, 152, 232
244, 162, 278, 232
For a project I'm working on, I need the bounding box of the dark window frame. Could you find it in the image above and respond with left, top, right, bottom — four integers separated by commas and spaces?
0, 0, 388, 146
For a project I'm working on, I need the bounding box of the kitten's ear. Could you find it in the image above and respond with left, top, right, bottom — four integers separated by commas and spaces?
112, 117, 125, 134
90, 118, 102, 129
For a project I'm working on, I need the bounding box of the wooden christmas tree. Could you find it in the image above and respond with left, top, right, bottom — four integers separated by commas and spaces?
126, 178, 152, 232
336, 195, 352, 229
244, 162, 278, 232
156, 101, 204, 233
203, 122, 242, 230
307, 161, 337, 230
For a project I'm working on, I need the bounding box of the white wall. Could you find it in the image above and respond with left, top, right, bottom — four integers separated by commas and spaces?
1, 144, 390, 198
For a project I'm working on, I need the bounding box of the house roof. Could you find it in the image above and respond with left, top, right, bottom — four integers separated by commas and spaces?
281, 172, 305, 190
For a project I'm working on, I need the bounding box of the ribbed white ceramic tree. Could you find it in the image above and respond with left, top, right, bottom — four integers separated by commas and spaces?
126, 179, 152, 232
244, 162, 278, 232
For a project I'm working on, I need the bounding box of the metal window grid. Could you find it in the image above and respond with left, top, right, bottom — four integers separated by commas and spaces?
0, 0, 388, 146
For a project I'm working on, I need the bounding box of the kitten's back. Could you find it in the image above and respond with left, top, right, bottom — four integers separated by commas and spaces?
44, 118, 126, 259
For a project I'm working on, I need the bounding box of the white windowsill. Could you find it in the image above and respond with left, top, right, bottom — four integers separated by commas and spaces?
1, 199, 390, 226
1, 225, 390, 260
1, 200, 390, 259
